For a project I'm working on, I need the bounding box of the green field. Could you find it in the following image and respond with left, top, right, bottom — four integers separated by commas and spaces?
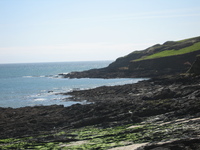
134, 42, 200, 61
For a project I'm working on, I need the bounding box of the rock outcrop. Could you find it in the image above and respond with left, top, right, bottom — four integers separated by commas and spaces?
188, 55, 200, 75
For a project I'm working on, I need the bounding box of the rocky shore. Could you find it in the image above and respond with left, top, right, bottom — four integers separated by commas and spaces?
1, 74, 200, 149
1, 36, 200, 149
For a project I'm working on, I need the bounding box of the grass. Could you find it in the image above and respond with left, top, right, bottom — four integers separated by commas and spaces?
134, 41, 200, 62
177, 36, 199, 43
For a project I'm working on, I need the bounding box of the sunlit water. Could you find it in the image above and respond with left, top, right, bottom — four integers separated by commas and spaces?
0, 61, 144, 108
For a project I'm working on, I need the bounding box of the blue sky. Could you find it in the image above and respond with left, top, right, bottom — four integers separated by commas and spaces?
0, 0, 200, 63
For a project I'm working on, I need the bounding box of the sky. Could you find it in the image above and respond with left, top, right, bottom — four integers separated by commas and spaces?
0, 0, 200, 64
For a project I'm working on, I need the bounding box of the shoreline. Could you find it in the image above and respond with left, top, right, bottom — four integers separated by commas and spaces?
1, 74, 200, 149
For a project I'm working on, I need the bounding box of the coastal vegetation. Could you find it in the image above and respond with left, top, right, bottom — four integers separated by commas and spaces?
1, 118, 198, 149
134, 41, 200, 61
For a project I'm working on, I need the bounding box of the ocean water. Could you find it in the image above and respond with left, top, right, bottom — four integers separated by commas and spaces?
0, 61, 144, 108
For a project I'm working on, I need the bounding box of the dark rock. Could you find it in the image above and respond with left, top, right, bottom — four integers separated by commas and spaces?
129, 50, 200, 78
142, 88, 176, 100
188, 55, 200, 75
137, 138, 200, 150
1, 75, 200, 140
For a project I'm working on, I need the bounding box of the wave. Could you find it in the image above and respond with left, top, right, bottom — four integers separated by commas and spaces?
22, 74, 68, 79
23, 75, 55, 78
33, 98, 47, 101
22, 76, 33, 78
23, 75, 45, 78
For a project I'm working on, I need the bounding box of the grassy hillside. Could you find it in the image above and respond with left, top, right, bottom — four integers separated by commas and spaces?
133, 41, 200, 62
63, 36, 200, 78
107, 36, 200, 71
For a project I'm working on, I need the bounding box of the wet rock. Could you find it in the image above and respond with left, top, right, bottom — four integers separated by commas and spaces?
142, 88, 176, 100
137, 138, 200, 150
1, 75, 200, 141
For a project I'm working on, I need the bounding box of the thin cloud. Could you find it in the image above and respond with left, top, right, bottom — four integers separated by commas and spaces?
4, 7, 200, 26
0, 42, 154, 63
60, 7, 200, 23
0, 42, 152, 54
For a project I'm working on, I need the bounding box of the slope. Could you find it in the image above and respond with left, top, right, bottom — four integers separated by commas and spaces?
64, 36, 200, 78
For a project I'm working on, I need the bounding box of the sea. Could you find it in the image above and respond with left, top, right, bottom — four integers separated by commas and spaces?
0, 61, 144, 108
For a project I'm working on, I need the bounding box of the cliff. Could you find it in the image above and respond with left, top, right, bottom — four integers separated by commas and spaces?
64, 36, 200, 78
188, 55, 200, 75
